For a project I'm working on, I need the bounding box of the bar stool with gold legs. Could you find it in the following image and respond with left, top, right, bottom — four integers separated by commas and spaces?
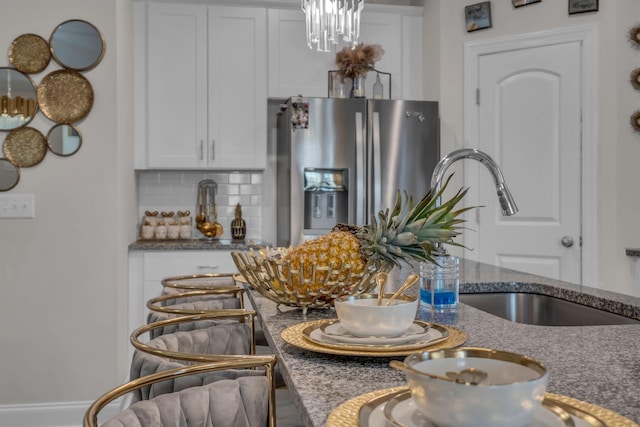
154, 273, 268, 353
131, 311, 259, 379
160, 273, 244, 308
145, 288, 247, 338
85, 357, 277, 427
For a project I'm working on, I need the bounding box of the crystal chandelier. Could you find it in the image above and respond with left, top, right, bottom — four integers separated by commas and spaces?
302, 0, 364, 53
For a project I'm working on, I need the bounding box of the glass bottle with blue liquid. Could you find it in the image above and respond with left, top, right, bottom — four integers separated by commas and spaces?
419, 255, 459, 311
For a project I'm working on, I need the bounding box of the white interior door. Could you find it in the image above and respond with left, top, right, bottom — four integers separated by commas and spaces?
471, 40, 583, 284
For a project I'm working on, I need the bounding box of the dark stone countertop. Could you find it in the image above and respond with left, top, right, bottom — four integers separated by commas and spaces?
128, 239, 271, 251
245, 259, 640, 427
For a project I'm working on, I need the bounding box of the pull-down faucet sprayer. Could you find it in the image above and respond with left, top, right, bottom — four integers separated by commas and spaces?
431, 148, 518, 217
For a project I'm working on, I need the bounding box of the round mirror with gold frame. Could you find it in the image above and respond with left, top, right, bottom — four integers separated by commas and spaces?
0, 67, 38, 131
0, 158, 20, 191
50, 19, 105, 71
47, 124, 82, 156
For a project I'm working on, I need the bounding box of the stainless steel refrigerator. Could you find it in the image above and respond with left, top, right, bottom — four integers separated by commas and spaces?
275, 96, 439, 247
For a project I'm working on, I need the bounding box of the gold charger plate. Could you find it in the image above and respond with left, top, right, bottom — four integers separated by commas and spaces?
3, 127, 47, 168
281, 319, 466, 357
9, 33, 51, 74
37, 69, 94, 123
326, 387, 640, 427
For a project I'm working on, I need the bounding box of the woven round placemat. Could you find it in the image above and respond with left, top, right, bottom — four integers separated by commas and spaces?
326, 387, 639, 427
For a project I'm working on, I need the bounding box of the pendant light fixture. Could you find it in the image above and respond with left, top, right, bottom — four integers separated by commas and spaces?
302, 0, 364, 52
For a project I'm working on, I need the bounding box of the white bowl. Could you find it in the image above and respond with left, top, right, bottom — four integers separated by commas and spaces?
333, 294, 418, 337
397, 347, 549, 427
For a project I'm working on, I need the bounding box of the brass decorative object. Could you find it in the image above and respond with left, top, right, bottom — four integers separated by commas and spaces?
37, 69, 94, 123
195, 179, 223, 238
3, 126, 47, 168
9, 34, 51, 74
231, 203, 247, 240
232, 249, 388, 314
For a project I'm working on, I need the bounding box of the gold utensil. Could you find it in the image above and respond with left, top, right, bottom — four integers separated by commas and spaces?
385, 274, 420, 306
375, 272, 388, 305
389, 360, 488, 385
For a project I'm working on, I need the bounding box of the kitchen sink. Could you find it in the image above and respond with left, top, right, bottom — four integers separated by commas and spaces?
459, 292, 640, 326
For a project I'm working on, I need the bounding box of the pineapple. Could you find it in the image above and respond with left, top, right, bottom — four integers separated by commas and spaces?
283, 175, 472, 292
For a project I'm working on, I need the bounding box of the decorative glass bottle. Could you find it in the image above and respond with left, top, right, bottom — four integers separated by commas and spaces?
351, 76, 365, 98
231, 203, 247, 240
373, 73, 384, 99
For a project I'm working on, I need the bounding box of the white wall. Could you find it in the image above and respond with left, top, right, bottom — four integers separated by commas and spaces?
0, 0, 135, 423
425, 0, 640, 295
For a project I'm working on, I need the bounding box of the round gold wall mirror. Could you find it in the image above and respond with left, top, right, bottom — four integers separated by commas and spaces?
0, 67, 38, 131
0, 158, 20, 191
47, 124, 82, 156
50, 19, 105, 71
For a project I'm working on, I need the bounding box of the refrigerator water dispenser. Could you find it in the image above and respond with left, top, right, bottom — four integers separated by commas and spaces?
303, 169, 348, 233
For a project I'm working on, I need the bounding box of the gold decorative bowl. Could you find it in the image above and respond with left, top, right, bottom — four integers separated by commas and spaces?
231, 249, 387, 314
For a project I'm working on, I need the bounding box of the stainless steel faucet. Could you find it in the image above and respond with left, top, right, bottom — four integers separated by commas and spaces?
431, 148, 518, 216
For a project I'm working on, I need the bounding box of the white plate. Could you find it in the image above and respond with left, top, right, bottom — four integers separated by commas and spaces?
359, 390, 601, 427
320, 322, 428, 345
303, 321, 449, 353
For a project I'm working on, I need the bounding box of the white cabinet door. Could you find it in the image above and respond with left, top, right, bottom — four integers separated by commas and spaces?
267, 9, 335, 98
209, 7, 267, 169
267, 8, 419, 99
140, 4, 267, 170
146, 3, 208, 168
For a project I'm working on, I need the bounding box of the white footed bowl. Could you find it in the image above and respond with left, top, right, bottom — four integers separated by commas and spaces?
333, 294, 418, 337
398, 347, 549, 427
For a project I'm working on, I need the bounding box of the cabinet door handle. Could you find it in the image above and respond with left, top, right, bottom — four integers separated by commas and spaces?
200, 140, 204, 160
211, 140, 215, 161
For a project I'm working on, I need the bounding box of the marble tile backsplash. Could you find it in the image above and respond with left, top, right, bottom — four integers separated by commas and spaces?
137, 170, 263, 240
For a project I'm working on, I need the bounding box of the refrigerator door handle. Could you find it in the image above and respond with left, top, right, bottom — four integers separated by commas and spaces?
372, 111, 382, 216
355, 111, 365, 225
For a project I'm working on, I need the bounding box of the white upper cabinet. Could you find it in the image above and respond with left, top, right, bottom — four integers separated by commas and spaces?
135, 3, 267, 169
267, 6, 423, 99
134, 3, 422, 170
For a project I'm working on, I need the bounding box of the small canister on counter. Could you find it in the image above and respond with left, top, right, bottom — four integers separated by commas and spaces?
154, 220, 167, 239
178, 210, 192, 239
140, 220, 155, 239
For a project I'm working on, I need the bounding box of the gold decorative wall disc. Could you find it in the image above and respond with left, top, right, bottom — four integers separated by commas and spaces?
3, 127, 47, 168
37, 69, 94, 123
9, 34, 51, 74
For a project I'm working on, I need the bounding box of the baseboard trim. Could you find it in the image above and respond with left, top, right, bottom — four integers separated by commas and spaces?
0, 400, 120, 427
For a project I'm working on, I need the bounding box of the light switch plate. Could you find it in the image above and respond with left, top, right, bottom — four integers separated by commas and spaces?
0, 194, 35, 218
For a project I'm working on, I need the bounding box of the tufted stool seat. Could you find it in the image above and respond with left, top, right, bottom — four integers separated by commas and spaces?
84, 357, 277, 427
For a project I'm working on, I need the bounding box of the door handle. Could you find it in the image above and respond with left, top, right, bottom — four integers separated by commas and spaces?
561, 236, 574, 248
211, 140, 215, 161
